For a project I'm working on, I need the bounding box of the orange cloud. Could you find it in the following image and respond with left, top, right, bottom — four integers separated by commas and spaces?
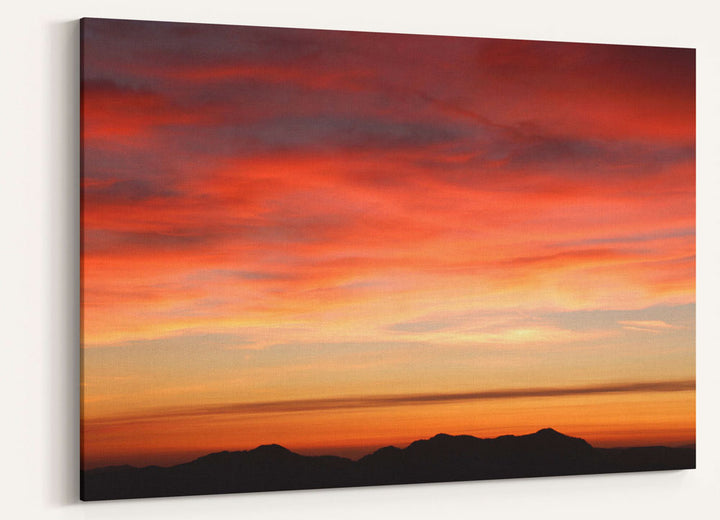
81, 19, 695, 469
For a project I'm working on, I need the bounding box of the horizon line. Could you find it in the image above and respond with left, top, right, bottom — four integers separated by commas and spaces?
82, 426, 697, 471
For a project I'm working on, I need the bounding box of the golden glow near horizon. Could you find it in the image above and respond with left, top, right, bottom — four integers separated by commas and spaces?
81, 19, 695, 469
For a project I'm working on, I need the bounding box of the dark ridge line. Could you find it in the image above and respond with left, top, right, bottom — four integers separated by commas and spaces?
81, 428, 695, 501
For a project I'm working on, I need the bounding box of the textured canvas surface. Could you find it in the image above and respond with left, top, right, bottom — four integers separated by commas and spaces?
80, 17, 695, 500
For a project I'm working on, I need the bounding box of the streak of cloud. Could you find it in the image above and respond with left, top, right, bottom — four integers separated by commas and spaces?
86, 379, 695, 427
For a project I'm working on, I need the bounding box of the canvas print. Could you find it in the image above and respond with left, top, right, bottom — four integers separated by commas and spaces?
80, 18, 696, 501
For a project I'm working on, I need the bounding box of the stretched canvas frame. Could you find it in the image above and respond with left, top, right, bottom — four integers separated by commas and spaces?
80, 17, 696, 501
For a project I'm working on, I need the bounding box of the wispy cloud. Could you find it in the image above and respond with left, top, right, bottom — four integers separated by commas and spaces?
81, 20, 695, 461
618, 320, 684, 333
87, 379, 695, 427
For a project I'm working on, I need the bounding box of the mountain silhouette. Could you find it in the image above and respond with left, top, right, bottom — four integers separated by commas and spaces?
81, 428, 695, 500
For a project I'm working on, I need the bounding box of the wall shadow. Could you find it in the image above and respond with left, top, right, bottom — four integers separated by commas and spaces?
45, 19, 81, 506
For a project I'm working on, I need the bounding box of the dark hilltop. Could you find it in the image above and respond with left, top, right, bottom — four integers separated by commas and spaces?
81, 428, 695, 501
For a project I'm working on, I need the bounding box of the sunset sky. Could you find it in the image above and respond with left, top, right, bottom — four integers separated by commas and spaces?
80, 18, 695, 470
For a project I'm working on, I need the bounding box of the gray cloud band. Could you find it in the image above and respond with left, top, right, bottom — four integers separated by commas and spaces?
88, 379, 694, 427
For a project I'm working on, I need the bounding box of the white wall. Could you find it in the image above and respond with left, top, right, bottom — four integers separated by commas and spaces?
2, 1, 718, 518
